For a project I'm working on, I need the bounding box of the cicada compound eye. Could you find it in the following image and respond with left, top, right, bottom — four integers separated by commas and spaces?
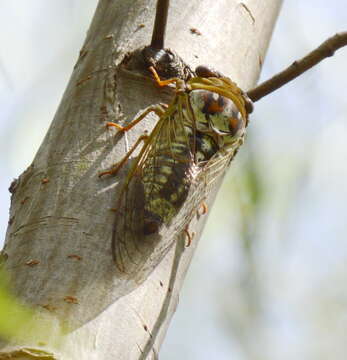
195, 65, 224, 79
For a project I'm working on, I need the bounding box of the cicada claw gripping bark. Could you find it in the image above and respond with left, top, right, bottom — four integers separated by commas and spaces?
100, 64, 252, 281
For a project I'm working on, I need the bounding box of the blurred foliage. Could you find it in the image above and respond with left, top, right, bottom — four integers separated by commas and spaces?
224, 143, 265, 352
233, 144, 265, 252
0, 263, 35, 341
0, 258, 78, 353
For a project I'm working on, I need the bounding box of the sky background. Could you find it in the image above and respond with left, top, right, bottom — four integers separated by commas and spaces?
1, 1, 347, 359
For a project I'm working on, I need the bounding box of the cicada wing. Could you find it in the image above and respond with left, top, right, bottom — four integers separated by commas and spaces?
164, 149, 235, 237
111, 175, 145, 274
197, 149, 237, 194
112, 97, 194, 281
112, 174, 181, 281
169, 128, 246, 235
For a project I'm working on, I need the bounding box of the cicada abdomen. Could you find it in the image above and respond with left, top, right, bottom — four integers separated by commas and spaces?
100, 66, 252, 282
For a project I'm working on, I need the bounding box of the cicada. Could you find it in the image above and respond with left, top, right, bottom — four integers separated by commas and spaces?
100, 65, 252, 281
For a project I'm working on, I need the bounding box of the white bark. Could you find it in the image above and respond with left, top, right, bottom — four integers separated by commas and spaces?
1, 0, 281, 359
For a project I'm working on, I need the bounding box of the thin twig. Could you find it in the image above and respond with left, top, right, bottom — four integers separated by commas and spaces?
247, 32, 347, 102
151, 0, 170, 49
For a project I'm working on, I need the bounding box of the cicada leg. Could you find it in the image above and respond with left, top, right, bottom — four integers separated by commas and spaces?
106, 104, 166, 132
184, 226, 195, 247
148, 66, 182, 87
99, 134, 149, 178
99, 103, 168, 177
197, 201, 208, 217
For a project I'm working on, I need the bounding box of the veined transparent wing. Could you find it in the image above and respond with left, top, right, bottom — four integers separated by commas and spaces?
112, 92, 196, 280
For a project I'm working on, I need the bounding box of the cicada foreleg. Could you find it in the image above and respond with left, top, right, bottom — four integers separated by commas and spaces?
106, 104, 166, 133
149, 66, 181, 87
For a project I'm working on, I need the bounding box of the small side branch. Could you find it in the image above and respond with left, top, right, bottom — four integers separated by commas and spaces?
151, 0, 170, 49
247, 32, 347, 102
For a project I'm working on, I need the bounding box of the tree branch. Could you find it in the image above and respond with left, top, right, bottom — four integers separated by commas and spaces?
247, 32, 347, 102
150, 0, 170, 49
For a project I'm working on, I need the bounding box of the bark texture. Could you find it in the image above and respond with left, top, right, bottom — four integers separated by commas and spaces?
1, 0, 281, 358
